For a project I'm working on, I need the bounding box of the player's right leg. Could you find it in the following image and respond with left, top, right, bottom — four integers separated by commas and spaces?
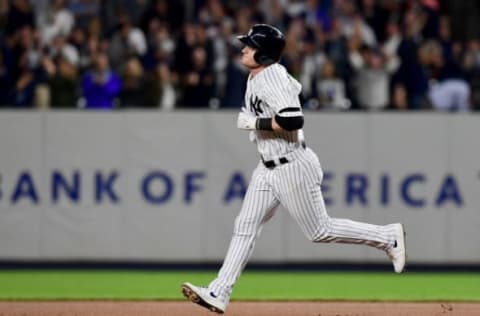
181, 163, 280, 313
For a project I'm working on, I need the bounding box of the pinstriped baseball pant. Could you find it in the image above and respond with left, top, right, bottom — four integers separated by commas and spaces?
209, 147, 397, 301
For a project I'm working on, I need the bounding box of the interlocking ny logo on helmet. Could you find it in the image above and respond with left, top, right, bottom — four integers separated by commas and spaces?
238, 24, 286, 65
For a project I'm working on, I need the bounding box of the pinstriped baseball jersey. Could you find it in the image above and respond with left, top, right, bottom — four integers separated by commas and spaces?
206, 62, 400, 306
244, 63, 304, 159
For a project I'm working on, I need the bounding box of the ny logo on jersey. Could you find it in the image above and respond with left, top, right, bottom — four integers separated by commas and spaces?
249, 95, 264, 116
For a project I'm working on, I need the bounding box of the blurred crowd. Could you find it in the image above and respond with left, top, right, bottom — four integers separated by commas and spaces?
1, 0, 480, 111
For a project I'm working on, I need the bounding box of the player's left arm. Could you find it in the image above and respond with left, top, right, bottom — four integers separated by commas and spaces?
270, 107, 303, 131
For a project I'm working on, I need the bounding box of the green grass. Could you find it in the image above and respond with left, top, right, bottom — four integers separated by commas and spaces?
0, 270, 479, 301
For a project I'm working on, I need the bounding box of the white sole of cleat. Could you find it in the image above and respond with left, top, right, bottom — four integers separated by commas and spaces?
181, 284, 224, 314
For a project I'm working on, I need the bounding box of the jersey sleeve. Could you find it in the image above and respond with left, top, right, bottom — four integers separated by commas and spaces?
262, 67, 303, 118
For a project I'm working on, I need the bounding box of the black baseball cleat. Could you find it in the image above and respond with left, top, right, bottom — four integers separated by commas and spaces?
181, 282, 226, 314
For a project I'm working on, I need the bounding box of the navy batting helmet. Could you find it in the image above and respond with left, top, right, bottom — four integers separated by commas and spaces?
237, 24, 286, 65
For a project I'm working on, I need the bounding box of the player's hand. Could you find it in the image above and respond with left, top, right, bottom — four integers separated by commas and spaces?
237, 112, 257, 130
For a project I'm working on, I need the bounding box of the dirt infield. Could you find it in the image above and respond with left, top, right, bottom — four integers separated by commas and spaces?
0, 301, 479, 316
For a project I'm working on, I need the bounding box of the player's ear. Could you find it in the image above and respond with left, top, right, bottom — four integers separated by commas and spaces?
254, 53, 271, 65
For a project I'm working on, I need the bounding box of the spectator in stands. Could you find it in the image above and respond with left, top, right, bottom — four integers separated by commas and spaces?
4, 0, 35, 37
424, 39, 471, 111
42, 53, 79, 108
108, 11, 147, 73
40, 0, 75, 47
219, 44, 247, 108
428, 79, 471, 112
419, 0, 441, 40
259, 0, 290, 30
178, 45, 214, 108
0, 0, 479, 110
282, 17, 306, 78
233, 5, 255, 38
358, 0, 389, 43
389, 83, 408, 110
304, 0, 332, 32
462, 40, 480, 110
423, 39, 462, 82
101, 0, 148, 34
173, 21, 199, 75
324, 17, 350, 89
49, 35, 79, 69
143, 19, 175, 71
299, 27, 325, 102
198, 0, 228, 27
349, 41, 400, 110
67, 0, 99, 29
119, 57, 146, 107
157, 63, 176, 110
0, 0, 9, 37
12, 52, 37, 107
437, 15, 454, 61
81, 52, 121, 109
10, 26, 41, 107
382, 18, 402, 64
395, 7, 430, 109
139, 0, 185, 36
77, 31, 103, 73
0, 50, 11, 106
144, 62, 176, 110
69, 26, 88, 68
314, 58, 350, 110
336, 0, 377, 47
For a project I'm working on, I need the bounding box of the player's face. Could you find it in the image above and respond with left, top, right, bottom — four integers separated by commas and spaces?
240, 45, 260, 69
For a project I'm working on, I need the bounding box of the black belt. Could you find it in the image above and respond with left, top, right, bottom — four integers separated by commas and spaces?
262, 142, 306, 169
262, 157, 289, 169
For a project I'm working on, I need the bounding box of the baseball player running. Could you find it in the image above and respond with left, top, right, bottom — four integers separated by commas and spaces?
181, 24, 406, 314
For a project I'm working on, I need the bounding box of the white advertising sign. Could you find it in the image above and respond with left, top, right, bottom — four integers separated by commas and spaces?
0, 112, 478, 263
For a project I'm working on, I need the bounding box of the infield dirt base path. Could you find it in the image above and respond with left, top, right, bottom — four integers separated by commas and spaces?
1, 301, 479, 316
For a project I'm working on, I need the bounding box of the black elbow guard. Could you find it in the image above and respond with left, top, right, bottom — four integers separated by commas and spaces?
274, 114, 304, 131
